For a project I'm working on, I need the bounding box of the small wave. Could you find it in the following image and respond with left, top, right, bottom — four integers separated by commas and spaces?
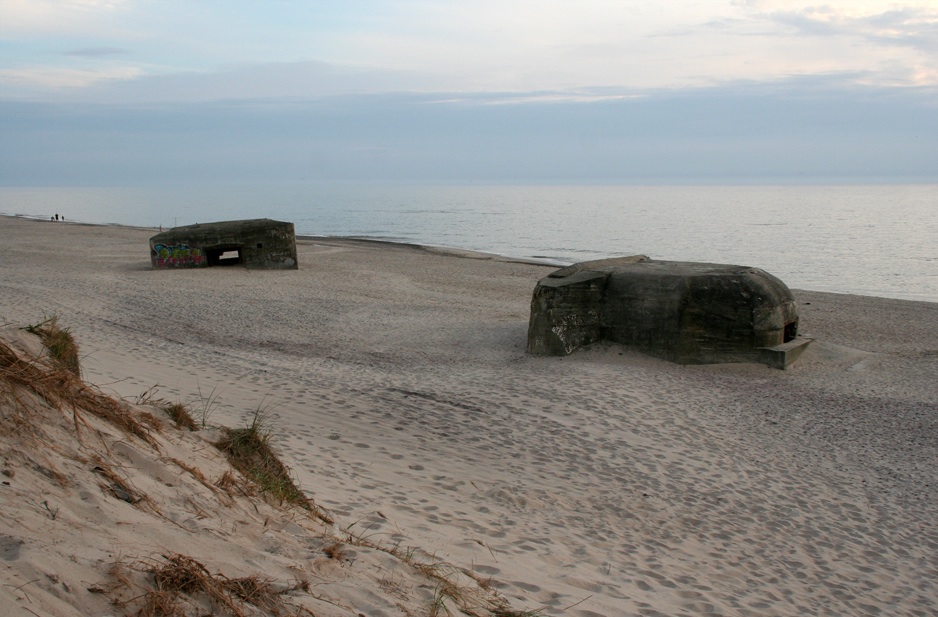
2, 212, 53, 221
530, 255, 574, 265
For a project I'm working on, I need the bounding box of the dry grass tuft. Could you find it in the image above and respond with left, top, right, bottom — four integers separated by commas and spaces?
0, 337, 158, 448
162, 402, 197, 431
92, 458, 141, 504
135, 589, 181, 617
222, 574, 295, 615
215, 425, 307, 508
170, 458, 234, 506
91, 456, 163, 515
351, 531, 543, 617
0, 385, 42, 440
107, 553, 314, 617
492, 611, 545, 617
25, 317, 81, 377
135, 386, 196, 431
322, 542, 346, 560
214, 470, 248, 497
152, 554, 232, 603
105, 562, 180, 616
213, 407, 332, 524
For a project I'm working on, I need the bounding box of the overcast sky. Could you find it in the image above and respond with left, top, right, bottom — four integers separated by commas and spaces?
1, 0, 936, 184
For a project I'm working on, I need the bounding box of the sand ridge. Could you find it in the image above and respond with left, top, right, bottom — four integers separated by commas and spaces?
1, 215, 936, 616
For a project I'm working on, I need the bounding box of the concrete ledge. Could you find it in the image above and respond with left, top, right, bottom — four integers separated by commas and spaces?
759, 337, 814, 370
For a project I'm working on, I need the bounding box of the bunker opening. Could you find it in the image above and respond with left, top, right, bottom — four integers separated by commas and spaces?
784, 321, 798, 343
206, 246, 243, 266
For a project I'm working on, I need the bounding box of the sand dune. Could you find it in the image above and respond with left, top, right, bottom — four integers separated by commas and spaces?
1, 215, 936, 616
0, 323, 518, 616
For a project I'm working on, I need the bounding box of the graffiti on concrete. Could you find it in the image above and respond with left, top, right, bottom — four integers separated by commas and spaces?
151, 243, 205, 268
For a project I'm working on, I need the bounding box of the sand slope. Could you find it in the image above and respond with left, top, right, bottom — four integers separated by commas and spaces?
0, 324, 525, 616
1, 215, 936, 616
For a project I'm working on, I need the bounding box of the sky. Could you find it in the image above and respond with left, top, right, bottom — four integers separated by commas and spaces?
1, 0, 937, 185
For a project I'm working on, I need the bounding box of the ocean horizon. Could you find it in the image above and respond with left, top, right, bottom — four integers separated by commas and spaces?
2, 183, 936, 303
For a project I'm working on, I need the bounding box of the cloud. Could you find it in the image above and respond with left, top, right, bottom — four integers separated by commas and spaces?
0, 0, 129, 36
764, 5, 938, 51
0, 65, 141, 89
862, 9, 938, 51
2, 1, 935, 102
52, 61, 449, 104
63, 46, 129, 57
691, 4, 938, 87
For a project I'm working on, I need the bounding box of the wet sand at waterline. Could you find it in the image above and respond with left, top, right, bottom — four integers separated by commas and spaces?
2, 214, 936, 616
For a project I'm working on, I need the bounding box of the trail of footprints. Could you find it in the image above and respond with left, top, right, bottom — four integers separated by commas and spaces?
42, 305, 934, 617
269, 357, 937, 616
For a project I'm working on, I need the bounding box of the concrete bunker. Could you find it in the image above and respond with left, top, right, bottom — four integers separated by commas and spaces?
527, 256, 811, 369
150, 219, 298, 270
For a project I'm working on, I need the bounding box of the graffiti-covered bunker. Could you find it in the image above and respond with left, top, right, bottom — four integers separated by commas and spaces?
150, 219, 298, 270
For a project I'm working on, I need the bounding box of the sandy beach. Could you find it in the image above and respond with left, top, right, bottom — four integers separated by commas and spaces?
1, 214, 936, 616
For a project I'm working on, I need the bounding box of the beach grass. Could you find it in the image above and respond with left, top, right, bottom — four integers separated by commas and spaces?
25, 316, 81, 377
214, 405, 313, 511
162, 401, 198, 430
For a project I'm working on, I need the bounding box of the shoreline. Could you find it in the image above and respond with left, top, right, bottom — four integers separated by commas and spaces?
3, 211, 570, 267
1, 213, 936, 615
4, 213, 935, 305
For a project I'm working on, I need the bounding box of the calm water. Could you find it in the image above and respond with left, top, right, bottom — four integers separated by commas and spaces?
2, 184, 936, 302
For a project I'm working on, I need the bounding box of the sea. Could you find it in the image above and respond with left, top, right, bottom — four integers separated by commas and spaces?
1, 183, 936, 303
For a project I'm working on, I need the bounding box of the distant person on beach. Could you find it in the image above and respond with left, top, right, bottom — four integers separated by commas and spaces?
55, 214, 59, 221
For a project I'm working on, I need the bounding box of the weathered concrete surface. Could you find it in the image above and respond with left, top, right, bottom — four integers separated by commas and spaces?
150, 218, 298, 269
528, 255, 810, 368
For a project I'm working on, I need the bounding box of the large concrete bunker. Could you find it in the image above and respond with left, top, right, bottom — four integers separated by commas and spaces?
527, 256, 811, 369
150, 219, 298, 270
